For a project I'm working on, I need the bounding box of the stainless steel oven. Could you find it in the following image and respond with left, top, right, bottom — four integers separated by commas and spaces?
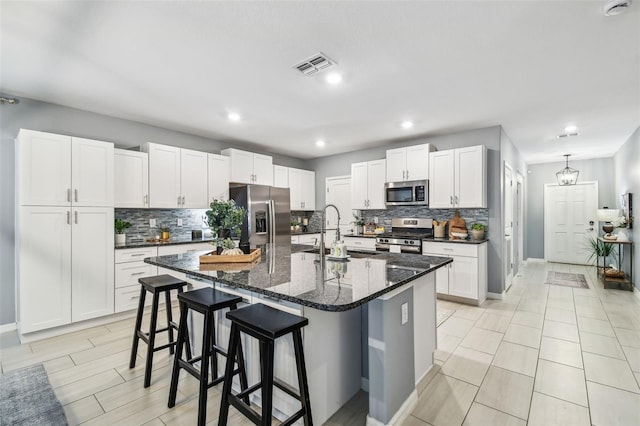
385, 180, 428, 206
375, 218, 433, 254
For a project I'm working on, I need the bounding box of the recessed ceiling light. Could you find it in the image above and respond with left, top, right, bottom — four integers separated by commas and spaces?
564, 125, 577, 132
325, 72, 342, 85
401, 120, 414, 129
315, 140, 326, 147
227, 112, 241, 122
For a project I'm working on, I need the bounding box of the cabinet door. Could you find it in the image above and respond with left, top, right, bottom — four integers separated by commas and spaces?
147, 143, 181, 208
71, 137, 114, 207
455, 145, 486, 208
115, 149, 148, 208
367, 160, 386, 209
405, 144, 430, 181
289, 168, 303, 210
180, 148, 208, 208
253, 153, 274, 186
429, 150, 454, 208
19, 206, 72, 333
273, 165, 289, 188
208, 154, 230, 202
449, 255, 478, 299
72, 207, 114, 322
225, 149, 253, 184
301, 170, 315, 210
18, 130, 71, 206
435, 262, 450, 294
350, 162, 368, 210
385, 148, 406, 182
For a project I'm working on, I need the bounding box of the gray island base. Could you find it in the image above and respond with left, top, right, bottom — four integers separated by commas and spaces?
145, 243, 451, 425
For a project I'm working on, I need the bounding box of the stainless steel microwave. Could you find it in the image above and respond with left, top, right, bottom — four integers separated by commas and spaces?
385, 180, 429, 206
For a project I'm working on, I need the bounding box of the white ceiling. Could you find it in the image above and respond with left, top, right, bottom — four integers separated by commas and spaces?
1, 1, 638, 163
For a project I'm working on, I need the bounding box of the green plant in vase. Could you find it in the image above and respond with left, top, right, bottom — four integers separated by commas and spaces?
584, 237, 617, 270
205, 199, 247, 255
470, 223, 486, 240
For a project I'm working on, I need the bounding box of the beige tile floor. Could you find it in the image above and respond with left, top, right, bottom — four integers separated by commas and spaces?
1, 261, 639, 425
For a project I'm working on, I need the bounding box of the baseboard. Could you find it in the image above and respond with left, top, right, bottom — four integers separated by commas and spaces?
487, 291, 504, 300
361, 377, 370, 392
0, 322, 17, 333
366, 389, 417, 426
526, 258, 546, 263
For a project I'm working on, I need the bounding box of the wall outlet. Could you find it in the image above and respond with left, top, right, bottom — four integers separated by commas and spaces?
177, 218, 183, 227
401, 303, 409, 325
149, 218, 156, 227
373, 216, 379, 224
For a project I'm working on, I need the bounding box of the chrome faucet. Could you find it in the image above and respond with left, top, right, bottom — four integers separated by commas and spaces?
319, 204, 341, 255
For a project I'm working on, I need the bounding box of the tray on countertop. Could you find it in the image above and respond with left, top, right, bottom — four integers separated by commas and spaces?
199, 248, 261, 264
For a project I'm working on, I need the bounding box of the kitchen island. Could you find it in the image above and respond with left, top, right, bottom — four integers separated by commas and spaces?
145, 243, 452, 425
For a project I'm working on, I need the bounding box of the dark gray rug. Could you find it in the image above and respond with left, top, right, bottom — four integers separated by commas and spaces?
545, 272, 589, 289
0, 364, 68, 425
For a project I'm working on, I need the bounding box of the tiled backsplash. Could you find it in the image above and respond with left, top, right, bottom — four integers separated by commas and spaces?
298, 206, 489, 233
115, 208, 208, 239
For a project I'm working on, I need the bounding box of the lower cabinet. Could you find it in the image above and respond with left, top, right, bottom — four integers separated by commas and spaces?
114, 247, 158, 313
343, 236, 377, 252
422, 242, 487, 305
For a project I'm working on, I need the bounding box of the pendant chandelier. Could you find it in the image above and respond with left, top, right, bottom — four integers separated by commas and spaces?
556, 154, 579, 186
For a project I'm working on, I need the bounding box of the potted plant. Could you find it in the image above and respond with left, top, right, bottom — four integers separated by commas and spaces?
159, 225, 171, 240
291, 220, 298, 232
471, 223, 486, 240
205, 199, 247, 254
584, 237, 617, 272
352, 213, 365, 235
114, 218, 131, 245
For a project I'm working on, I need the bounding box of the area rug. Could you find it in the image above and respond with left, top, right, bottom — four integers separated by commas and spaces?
545, 272, 589, 289
0, 364, 68, 425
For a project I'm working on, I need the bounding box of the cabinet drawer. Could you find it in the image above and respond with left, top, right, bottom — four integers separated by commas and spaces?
297, 234, 319, 245
158, 242, 214, 256
115, 247, 157, 263
115, 262, 157, 288
422, 242, 478, 257
115, 285, 151, 313
344, 237, 376, 251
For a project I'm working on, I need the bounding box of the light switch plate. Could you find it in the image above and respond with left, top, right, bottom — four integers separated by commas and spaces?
177, 218, 183, 227
149, 218, 156, 227
401, 303, 408, 325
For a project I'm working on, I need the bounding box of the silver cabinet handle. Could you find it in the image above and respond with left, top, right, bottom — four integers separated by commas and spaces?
74, 189, 78, 202
66, 211, 70, 224
144, 194, 148, 205
67, 189, 71, 202
131, 271, 146, 276
402, 170, 405, 180
442, 248, 453, 251
406, 170, 409, 179
130, 253, 146, 257
74, 211, 78, 224
177, 196, 181, 206
182, 196, 185, 205
450, 195, 453, 205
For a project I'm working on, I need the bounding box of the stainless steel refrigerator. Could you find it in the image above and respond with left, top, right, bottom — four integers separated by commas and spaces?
229, 184, 291, 246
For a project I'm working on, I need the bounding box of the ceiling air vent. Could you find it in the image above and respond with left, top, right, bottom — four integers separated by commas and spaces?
294, 52, 335, 76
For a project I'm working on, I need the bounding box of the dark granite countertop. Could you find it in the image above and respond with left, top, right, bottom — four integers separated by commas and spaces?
115, 237, 216, 250
423, 237, 489, 244
144, 243, 452, 312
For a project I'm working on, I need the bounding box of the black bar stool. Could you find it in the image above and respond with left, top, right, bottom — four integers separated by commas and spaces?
129, 274, 189, 388
168, 287, 249, 426
218, 303, 312, 426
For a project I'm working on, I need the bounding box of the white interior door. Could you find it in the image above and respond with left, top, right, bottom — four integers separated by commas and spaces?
504, 163, 514, 288
544, 182, 598, 264
326, 176, 351, 234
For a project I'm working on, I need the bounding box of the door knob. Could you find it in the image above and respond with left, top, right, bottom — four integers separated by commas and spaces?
586, 227, 594, 231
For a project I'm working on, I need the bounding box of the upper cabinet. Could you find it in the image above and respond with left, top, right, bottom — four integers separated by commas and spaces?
17, 129, 114, 207
386, 143, 433, 182
429, 145, 487, 208
273, 165, 289, 188
142, 143, 208, 208
289, 168, 315, 211
221, 148, 273, 186
351, 159, 386, 210
208, 153, 230, 202
114, 149, 148, 208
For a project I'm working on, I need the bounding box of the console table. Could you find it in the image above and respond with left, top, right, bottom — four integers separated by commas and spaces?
597, 237, 634, 291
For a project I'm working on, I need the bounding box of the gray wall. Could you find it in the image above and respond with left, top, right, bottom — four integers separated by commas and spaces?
0, 95, 306, 325
613, 126, 639, 292
525, 158, 616, 260
304, 126, 507, 294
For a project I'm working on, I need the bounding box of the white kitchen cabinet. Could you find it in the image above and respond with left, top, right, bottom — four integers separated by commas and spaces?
71, 207, 115, 321
273, 165, 289, 188
386, 143, 433, 182
429, 145, 486, 208
114, 247, 157, 313
350, 258, 387, 300
143, 143, 208, 208
422, 241, 487, 305
351, 159, 385, 210
208, 153, 230, 202
221, 148, 273, 186
115, 149, 149, 208
17, 129, 114, 207
343, 236, 377, 252
18, 206, 114, 334
289, 168, 316, 210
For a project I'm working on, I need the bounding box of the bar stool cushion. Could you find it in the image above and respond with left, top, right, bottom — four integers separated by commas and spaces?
138, 274, 187, 292
178, 288, 242, 312
226, 303, 308, 340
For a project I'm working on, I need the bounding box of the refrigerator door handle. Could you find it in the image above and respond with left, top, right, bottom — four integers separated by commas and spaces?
269, 199, 276, 244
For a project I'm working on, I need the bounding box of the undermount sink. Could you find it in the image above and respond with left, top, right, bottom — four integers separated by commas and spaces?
303, 248, 381, 259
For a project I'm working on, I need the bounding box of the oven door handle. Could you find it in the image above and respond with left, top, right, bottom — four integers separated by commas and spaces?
375, 243, 390, 252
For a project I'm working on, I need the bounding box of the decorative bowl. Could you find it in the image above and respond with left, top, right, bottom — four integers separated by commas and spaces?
451, 232, 468, 238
